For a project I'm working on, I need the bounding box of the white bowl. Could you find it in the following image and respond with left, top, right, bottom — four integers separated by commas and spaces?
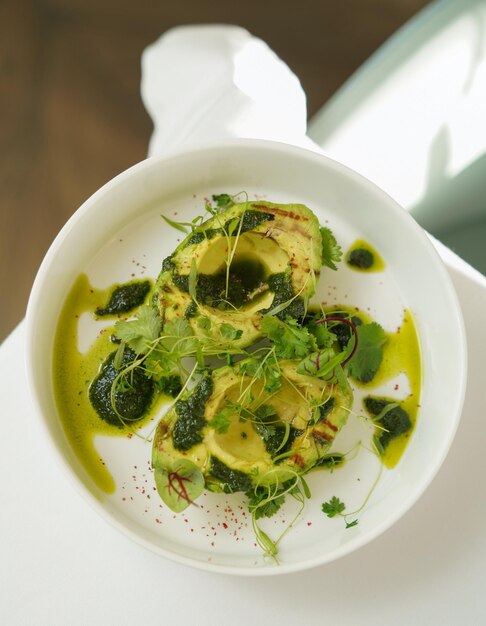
25, 139, 466, 575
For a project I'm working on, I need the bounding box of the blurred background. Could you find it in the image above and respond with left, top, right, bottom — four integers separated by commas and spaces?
0, 0, 433, 341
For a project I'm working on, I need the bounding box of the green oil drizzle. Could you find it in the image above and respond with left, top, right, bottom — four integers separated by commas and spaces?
372, 309, 421, 468
322, 305, 421, 467
53, 274, 156, 494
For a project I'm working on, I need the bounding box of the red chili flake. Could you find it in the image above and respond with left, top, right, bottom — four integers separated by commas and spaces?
394, 384, 399, 391
211, 542, 215, 547
307, 522, 312, 526
222, 522, 228, 529
155, 518, 162, 524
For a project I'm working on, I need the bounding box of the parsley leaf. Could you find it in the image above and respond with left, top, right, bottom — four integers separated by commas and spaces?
114, 305, 161, 354
320, 226, 342, 270
347, 322, 387, 382
322, 496, 346, 518
260, 316, 316, 359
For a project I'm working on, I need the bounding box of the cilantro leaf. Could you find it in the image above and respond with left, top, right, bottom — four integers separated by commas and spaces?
260, 316, 316, 359
197, 316, 211, 331
220, 323, 243, 341
306, 319, 335, 348
163, 317, 192, 339
209, 406, 233, 433
320, 226, 342, 270
114, 305, 161, 354
247, 487, 286, 520
239, 356, 282, 393
347, 322, 387, 382
322, 496, 346, 518
212, 193, 234, 210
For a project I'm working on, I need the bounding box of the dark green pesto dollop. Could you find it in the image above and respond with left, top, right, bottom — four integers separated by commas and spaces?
156, 374, 183, 398
89, 347, 154, 427
364, 396, 412, 449
183, 210, 274, 249
251, 406, 302, 458
96, 280, 151, 316
328, 312, 363, 351
209, 456, 253, 493
174, 257, 267, 311
266, 272, 305, 320
172, 375, 214, 451
318, 397, 335, 421
161, 256, 175, 272
232, 210, 274, 233
347, 248, 374, 270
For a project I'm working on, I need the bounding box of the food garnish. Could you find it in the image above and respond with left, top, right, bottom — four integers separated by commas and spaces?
54, 192, 420, 563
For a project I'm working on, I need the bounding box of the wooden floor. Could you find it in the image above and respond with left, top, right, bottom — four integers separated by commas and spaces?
0, 0, 430, 341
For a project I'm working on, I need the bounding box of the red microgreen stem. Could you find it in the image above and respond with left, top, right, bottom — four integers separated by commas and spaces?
168, 472, 193, 506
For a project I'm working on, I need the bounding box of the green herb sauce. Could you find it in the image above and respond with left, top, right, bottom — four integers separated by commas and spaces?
346, 239, 385, 272
172, 375, 213, 451
320, 305, 421, 467
183, 210, 275, 249
209, 456, 253, 493
95, 280, 150, 316
53, 274, 158, 494
371, 309, 421, 468
89, 347, 154, 427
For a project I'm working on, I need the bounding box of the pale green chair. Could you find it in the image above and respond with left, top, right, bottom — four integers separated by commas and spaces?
309, 0, 486, 274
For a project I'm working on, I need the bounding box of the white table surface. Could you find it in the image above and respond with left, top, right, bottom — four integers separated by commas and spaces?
1, 240, 485, 626
3, 21, 486, 626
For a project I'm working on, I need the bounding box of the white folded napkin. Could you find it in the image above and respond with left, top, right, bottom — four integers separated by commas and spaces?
141, 24, 317, 156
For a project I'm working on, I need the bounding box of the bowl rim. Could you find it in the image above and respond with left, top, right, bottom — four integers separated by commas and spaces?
24, 137, 468, 576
